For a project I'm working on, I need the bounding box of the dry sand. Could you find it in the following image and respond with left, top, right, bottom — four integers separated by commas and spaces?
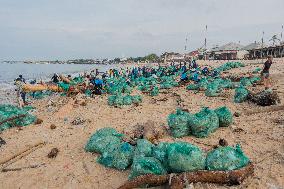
0, 59, 283, 189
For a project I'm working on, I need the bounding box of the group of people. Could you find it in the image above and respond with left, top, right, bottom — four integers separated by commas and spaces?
14, 56, 274, 107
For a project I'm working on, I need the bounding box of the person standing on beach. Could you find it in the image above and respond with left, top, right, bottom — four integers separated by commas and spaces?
51, 74, 59, 83
261, 55, 273, 89
14, 75, 26, 107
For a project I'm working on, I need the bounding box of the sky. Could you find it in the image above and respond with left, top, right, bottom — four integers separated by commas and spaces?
0, 0, 283, 60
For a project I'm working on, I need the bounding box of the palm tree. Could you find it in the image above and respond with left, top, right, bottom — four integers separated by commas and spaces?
269, 35, 280, 46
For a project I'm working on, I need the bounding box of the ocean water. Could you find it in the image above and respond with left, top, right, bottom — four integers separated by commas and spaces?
0, 62, 121, 104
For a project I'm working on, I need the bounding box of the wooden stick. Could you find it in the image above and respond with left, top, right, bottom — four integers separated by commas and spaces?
117, 163, 254, 189
0, 114, 26, 126
118, 174, 169, 189
0, 142, 46, 170
2, 163, 45, 172
180, 163, 254, 186
244, 105, 284, 116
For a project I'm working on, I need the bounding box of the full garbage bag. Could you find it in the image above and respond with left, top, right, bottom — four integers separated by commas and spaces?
167, 142, 206, 172
129, 156, 167, 180
85, 127, 123, 153
189, 107, 219, 138
206, 144, 250, 171
214, 106, 233, 127
97, 142, 134, 170
133, 139, 153, 157
234, 86, 249, 103
168, 109, 192, 138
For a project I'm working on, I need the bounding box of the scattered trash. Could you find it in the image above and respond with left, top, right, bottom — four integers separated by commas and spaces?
48, 148, 59, 158
219, 138, 228, 146
143, 121, 167, 143
71, 117, 86, 125
248, 89, 280, 106
0, 137, 6, 147
34, 118, 43, 125
50, 124, 56, 130
234, 112, 241, 117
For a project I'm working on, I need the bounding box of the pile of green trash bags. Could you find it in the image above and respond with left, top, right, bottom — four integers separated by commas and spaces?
85, 128, 250, 180
253, 67, 262, 74
234, 85, 249, 103
240, 77, 261, 87
159, 76, 179, 89
85, 127, 133, 170
0, 104, 37, 131
168, 107, 233, 138
29, 91, 53, 99
187, 77, 234, 97
215, 61, 245, 72
108, 95, 142, 106
58, 82, 71, 91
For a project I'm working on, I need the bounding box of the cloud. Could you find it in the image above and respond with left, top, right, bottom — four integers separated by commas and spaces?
0, 0, 283, 60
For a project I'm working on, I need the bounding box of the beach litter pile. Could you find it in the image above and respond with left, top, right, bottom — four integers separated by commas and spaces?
85, 128, 252, 188
168, 106, 233, 138
108, 95, 142, 107
0, 104, 38, 131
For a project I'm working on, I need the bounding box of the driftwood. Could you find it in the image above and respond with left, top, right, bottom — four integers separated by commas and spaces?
0, 114, 26, 126
2, 163, 45, 172
118, 163, 254, 189
0, 141, 46, 170
244, 105, 284, 116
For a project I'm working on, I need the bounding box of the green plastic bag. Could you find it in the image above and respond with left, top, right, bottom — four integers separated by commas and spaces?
123, 95, 133, 105
234, 86, 249, 103
85, 127, 123, 153
214, 106, 233, 127
0, 104, 37, 131
150, 86, 159, 96
206, 144, 250, 171
167, 142, 206, 173
129, 157, 167, 180
97, 142, 134, 170
205, 83, 219, 97
134, 139, 153, 157
108, 95, 117, 106
186, 84, 199, 90
189, 107, 219, 138
152, 142, 169, 170
168, 109, 192, 138
253, 67, 261, 74
131, 95, 142, 104
58, 82, 70, 91
114, 95, 124, 106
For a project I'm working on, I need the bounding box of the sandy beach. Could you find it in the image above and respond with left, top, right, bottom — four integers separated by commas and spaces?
0, 59, 283, 189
